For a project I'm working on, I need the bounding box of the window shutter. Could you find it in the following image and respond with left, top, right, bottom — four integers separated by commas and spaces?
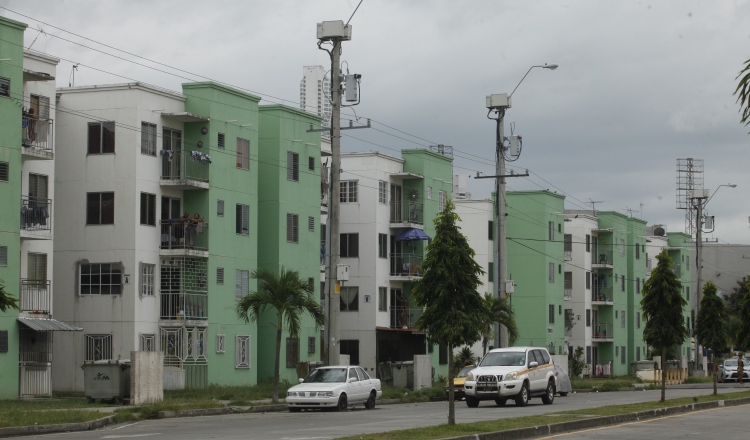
0, 162, 8, 182
308, 156, 315, 171
101, 193, 115, 224
217, 267, 224, 285
0, 330, 7, 353
350, 234, 359, 257
308, 216, 315, 232
217, 200, 224, 216
218, 133, 225, 149
0, 246, 7, 266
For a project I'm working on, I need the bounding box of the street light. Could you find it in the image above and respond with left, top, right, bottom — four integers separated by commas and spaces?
705, 184, 738, 206
509, 64, 559, 98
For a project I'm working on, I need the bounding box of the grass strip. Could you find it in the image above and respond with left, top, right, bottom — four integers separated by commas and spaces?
0, 409, 106, 429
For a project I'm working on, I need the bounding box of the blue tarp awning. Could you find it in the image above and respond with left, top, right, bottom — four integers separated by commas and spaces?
395, 228, 431, 241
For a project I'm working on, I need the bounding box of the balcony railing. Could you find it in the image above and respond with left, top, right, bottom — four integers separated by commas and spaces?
592, 286, 613, 302
564, 322, 573, 338
21, 196, 52, 233
592, 322, 613, 340
389, 306, 423, 329
389, 201, 423, 225
160, 293, 208, 321
592, 247, 614, 266
22, 117, 53, 153
390, 253, 423, 277
160, 221, 208, 252
160, 150, 210, 184
20, 279, 51, 314
564, 288, 573, 300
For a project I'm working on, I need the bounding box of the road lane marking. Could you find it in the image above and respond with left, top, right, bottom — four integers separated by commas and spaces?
101, 434, 161, 439
111, 422, 140, 430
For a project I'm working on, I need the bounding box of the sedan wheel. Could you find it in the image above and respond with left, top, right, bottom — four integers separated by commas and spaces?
336, 393, 348, 411
365, 391, 376, 409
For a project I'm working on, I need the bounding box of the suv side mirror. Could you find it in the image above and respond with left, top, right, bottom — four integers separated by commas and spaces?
299, 378, 304, 383
529, 361, 539, 368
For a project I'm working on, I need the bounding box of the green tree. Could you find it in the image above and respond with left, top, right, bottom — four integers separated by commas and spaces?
734, 58, 750, 130
236, 267, 325, 403
412, 199, 487, 425
454, 346, 476, 372
695, 281, 728, 395
640, 249, 689, 402
481, 293, 518, 356
0, 279, 19, 313
735, 279, 750, 351
725, 275, 750, 318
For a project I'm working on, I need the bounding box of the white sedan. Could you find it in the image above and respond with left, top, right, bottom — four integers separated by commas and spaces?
286, 366, 382, 412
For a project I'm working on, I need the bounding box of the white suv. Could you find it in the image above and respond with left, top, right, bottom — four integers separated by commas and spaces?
463, 347, 557, 407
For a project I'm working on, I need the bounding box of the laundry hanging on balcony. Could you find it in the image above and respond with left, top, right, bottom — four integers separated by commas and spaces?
395, 228, 431, 242
190, 150, 212, 164
160, 149, 174, 160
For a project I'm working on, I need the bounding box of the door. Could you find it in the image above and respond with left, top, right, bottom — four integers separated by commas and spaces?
390, 288, 406, 328
161, 197, 182, 248
162, 128, 182, 178
346, 367, 364, 403
528, 350, 544, 391
389, 184, 402, 222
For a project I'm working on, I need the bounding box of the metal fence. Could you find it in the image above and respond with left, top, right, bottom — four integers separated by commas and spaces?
20, 279, 51, 313
389, 253, 423, 276
389, 201, 423, 225
161, 150, 210, 183
160, 221, 208, 251
160, 292, 208, 321
21, 196, 52, 233
389, 306, 423, 329
22, 117, 53, 153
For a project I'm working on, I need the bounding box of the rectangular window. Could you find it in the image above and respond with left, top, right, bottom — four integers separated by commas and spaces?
85, 334, 113, 361
438, 190, 447, 212
586, 271, 591, 289
636, 347, 641, 361
585, 234, 590, 252
163, 128, 181, 153
0, 76, 9, 97
340, 181, 358, 203
686, 256, 689, 271
488, 221, 494, 240
86, 192, 115, 225
218, 132, 225, 149
378, 233, 387, 258
286, 337, 300, 368
686, 286, 690, 301
0, 330, 8, 353
286, 213, 299, 243
621, 345, 626, 364
304, 216, 313, 233
217, 267, 224, 285
308, 336, 316, 354
564, 234, 572, 259
586, 309, 591, 327
439, 344, 448, 365
140, 334, 156, 352
87, 121, 115, 154
139, 192, 156, 226
0, 246, 7, 266
287, 151, 299, 181
0, 161, 8, 181
321, 224, 327, 245
236, 204, 249, 235
378, 287, 387, 312
621, 309, 626, 328
141, 122, 157, 156
621, 276, 625, 292
488, 262, 494, 283
340, 233, 359, 258
236, 335, 250, 368
549, 304, 555, 324
636, 312, 641, 329
217, 199, 224, 216
216, 334, 225, 353
635, 242, 640, 259
636, 277, 641, 294
235, 269, 249, 301
548, 262, 554, 283
378, 181, 387, 204
548, 221, 554, 241
80, 263, 122, 295
140, 263, 155, 296
340, 340, 360, 365
586, 346, 591, 364
340, 286, 359, 311
620, 239, 625, 256
236, 137, 250, 170
427, 186, 432, 200
616, 346, 619, 356
308, 156, 315, 171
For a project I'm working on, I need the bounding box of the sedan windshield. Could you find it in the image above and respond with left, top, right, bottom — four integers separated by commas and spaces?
480, 351, 526, 367
304, 368, 347, 383
457, 366, 475, 378
724, 359, 737, 367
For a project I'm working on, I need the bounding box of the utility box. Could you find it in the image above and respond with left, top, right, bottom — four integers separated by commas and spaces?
337, 264, 349, 281
486, 93, 512, 109
345, 74, 359, 102
317, 20, 352, 41
509, 135, 522, 156
82, 359, 131, 404
690, 189, 709, 199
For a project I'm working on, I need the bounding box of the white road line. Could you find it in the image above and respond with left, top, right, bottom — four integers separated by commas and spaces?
110, 422, 140, 431
101, 434, 161, 439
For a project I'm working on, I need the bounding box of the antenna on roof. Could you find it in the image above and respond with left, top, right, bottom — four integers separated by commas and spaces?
69, 63, 79, 87
26, 25, 46, 51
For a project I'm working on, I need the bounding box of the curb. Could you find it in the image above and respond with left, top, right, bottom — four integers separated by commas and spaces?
0, 415, 115, 439
439, 396, 750, 440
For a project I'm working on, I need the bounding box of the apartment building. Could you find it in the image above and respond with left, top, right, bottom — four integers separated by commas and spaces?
299, 66, 331, 139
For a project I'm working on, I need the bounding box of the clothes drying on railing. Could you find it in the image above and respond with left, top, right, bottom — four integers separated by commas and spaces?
21, 205, 49, 228
160, 149, 175, 159
603, 363, 611, 376
189, 151, 211, 164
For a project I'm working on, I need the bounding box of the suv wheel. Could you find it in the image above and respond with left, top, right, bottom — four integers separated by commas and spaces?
515, 382, 529, 407
494, 398, 507, 407
542, 379, 555, 404
466, 396, 480, 408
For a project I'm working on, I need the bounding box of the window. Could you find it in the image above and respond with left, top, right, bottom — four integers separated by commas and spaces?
636, 312, 641, 329
235, 270, 249, 301
287, 151, 299, 181
85, 334, 112, 361
548, 262, 554, 283
218, 132, 225, 149
340, 181, 358, 202
87, 121, 116, 154
340, 233, 359, 258
586, 309, 591, 327
378, 181, 387, 204
217, 267, 224, 285
558, 223, 561, 233
686, 256, 689, 271
140, 263, 155, 296
378, 287, 387, 312
488, 262, 494, 282
559, 264, 562, 274
439, 344, 448, 365
216, 334, 225, 353
635, 242, 640, 259
308, 216, 315, 232
0, 330, 7, 353
378, 233, 387, 258
548, 221, 554, 241
140, 122, 157, 156
340, 286, 359, 311
0, 246, 7, 266
0, 161, 7, 181
308, 156, 315, 171
80, 263, 122, 295
621, 309, 626, 328
86, 192, 115, 225
621, 345, 626, 364
686, 286, 690, 301
236, 335, 250, 368
564, 234, 572, 259
636, 277, 640, 294
549, 304, 555, 324
616, 346, 619, 356
586, 346, 591, 364
427, 186, 432, 200
621, 275, 625, 292
636, 347, 641, 361
620, 239, 625, 256
286, 213, 299, 243
217, 200, 224, 216
236, 204, 249, 235
340, 340, 360, 365
140, 334, 156, 351
308, 336, 316, 354
140, 193, 156, 226
438, 190, 447, 212
286, 337, 300, 368
585, 234, 590, 252
586, 271, 591, 289
0, 76, 9, 97
236, 137, 250, 170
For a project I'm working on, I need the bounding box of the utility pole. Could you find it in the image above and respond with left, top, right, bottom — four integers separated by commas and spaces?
692, 190, 707, 371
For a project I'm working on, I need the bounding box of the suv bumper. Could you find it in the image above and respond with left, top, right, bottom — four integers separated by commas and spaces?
465, 379, 524, 399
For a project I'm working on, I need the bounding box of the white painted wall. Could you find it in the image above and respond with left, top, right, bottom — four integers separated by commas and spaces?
564, 213, 598, 359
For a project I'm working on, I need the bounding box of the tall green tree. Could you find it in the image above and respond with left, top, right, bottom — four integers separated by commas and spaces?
735, 279, 750, 351
412, 199, 487, 425
725, 275, 750, 318
734, 58, 750, 130
236, 267, 325, 403
481, 293, 518, 356
640, 249, 689, 402
695, 281, 728, 395
0, 279, 19, 313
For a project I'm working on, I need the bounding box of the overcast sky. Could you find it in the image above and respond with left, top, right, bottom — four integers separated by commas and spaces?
3, 0, 749, 244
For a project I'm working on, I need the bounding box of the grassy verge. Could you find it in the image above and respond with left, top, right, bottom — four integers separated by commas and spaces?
381, 382, 445, 402
0, 410, 108, 429
335, 389, 750, 440
570, 376, 639, 391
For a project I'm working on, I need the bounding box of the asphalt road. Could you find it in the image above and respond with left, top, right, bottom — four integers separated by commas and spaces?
11, 385, 750, 440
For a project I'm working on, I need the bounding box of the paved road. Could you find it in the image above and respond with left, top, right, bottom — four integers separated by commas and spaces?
11, 386, 749, 440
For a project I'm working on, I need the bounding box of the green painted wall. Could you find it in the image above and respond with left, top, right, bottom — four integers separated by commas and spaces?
505, 191, 565, 355
182, 82, 261, 386
625, 216, 648, 369
667, 232, 693, 359
0, 16, 27, 399
257, 105, 321, 382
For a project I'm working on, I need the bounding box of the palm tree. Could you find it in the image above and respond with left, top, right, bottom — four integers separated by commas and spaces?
236, 267, 325, 403
0, 278, 19, 313
734, 57, 750, 130
481, 293, 518, 356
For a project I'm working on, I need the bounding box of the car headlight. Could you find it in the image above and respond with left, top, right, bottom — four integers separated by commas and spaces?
466, 372, 474, 381
287, 391, 297, 397
319, 391, 334, 397
504, 372, 517, 381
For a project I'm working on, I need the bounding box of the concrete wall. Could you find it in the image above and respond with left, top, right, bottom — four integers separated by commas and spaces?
130, 351, 163, 405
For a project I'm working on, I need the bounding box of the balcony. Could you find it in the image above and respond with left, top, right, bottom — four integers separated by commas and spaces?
564, 287, 573, 300
591, 247, 614, 268
389, 306, 423, 330
20, 196, 52, 239
592, 286, 613, 304
22, 118, 53, 160
20, 279, 51, 314
390, 201, 424, 228
672, 263, 682, 279
160, 293, 208, 322
159, 256, 208, 325
592, 322, 614, 341
564, 321, 573, 338
389, 253, 423, 280
160, 150, 210, 189
160, 221, 208, 257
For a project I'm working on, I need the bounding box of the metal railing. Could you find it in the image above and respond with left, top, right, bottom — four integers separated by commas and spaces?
389, 201, 423, 225
161, 150, 210, 183
564, 288, 573, 300
592, 247, 614, 265
22, 117, 53, 153
20, 279, 51, 313
160, 293, 208, 320
592, 322, 613, 339
160, 221, 208, 251
21, 196, 52, 233
389, 253, 423, 276
389, 306, 423, 329
592, 286, 613, 302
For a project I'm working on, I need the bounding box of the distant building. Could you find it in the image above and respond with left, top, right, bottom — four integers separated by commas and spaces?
300, 66, 331, 139
452, 174, 471, 200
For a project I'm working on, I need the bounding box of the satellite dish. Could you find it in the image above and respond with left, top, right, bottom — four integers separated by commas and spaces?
654, 227, 665, 236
